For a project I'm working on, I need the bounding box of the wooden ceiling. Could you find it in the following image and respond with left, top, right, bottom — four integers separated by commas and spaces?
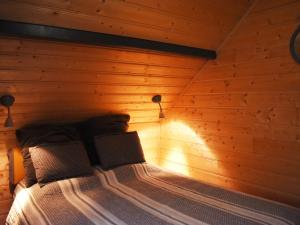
0, 0, 253, 49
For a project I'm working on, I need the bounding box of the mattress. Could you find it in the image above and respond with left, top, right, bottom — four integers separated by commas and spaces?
6, 163, 300, 225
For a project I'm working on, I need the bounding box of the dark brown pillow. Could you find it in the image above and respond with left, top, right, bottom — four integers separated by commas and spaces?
16, 124, 81, 187
21, 148, 37, 187
29, 141, 93, 186
16, 124, 80, 148
94, 131, 145, 170
78, 114, 130, 165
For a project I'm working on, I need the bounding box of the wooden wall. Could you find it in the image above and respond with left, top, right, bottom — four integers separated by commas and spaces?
159, 0, 300, 207
0, 0, 299, 219
0, 35, 207, 222
0, 0, 269, 222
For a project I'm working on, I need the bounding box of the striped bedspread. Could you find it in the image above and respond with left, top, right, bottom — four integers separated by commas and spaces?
6, 163, 300, 225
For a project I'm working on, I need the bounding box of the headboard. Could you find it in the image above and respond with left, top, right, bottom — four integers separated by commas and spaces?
8, 147, 25, 191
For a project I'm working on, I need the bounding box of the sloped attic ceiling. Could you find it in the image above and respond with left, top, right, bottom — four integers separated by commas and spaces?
0, 0, 253, 49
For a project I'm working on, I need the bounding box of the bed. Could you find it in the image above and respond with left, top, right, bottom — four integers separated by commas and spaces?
6, 115, 300, 225
6, 163, 300, 225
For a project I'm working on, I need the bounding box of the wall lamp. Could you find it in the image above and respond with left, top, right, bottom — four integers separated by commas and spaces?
0, 95, 15, 127
152, 95, 165, 119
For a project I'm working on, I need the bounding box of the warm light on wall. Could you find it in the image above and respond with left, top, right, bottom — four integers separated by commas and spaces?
158, 120, 219, 178
161, 120, 213, 150
133, 120, 223, 183
130, 124, 160, 164
162, 147, 190, 176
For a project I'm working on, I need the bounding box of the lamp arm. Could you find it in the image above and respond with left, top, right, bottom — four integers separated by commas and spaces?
158, 102, 163, 112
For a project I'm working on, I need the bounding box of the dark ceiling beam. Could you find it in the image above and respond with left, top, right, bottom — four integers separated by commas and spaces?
0, 20, 216, 59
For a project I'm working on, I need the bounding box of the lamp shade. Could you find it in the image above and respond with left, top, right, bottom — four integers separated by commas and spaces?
0, 95, 15, 128
0, 95, 15, 107
151, 95, 165, 119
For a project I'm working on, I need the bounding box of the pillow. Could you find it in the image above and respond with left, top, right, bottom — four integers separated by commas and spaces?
16, 124, 80, 187
82, 114, 130, 134
29, 141, 93, 186
94, 131, 145, 170
16, 124, 80, 148
78, 114, 130, 165
21, 148, 37, 187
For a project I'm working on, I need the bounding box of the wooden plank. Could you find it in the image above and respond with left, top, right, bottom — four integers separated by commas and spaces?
0, 185, 12, 201
0, 103, 171, 116
126, 0, 253, 20
186, 76, 300, 94
252, 0, 297, 13
0, 82, 183, 94
0, 54, 200, 78
0, 131, 15, 141
0, 170, 9, 188
0, 70, 190, 86
171, 107, 297, 126
0, 199, 12, 215
7, 93, 176, 105
242, 0, 300, 29
0, 154, 9, 172
0, 214, 8, 225
164, 115, 299, 142
176, 93, 300, 109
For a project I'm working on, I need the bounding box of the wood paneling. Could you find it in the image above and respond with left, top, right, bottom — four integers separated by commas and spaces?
159, 0, 300, 207
0, 0, 253, 49
5, 0, 298, 219
0, 36, 201, 138
0, 34, 205, 218
0, 199, 12, 224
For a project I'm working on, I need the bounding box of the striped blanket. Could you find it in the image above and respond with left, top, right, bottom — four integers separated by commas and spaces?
6, 163, 300, 225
